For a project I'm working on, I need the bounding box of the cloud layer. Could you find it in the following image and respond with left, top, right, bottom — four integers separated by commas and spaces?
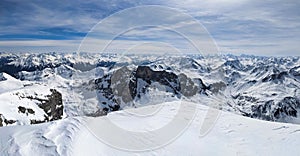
0, 0, 299, 56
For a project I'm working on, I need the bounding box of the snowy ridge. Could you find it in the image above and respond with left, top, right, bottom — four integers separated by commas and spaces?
0, 117, 81, 156
1, 101, 300, 155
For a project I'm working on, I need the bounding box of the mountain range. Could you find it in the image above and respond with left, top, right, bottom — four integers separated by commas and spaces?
0, 52, 299, 155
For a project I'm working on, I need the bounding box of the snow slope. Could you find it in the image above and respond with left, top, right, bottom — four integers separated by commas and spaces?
1, 101, 300, 155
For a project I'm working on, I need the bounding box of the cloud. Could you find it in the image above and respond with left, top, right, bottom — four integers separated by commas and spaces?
174, 0, 300, 55
0, 0, 299, 56
0, 40, 80, 52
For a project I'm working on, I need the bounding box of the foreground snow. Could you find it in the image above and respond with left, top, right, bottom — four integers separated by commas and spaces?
1, 101, 300, 155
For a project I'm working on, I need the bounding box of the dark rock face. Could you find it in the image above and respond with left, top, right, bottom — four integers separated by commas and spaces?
97, 61, 116, 68
208, 82, 226, 93
18, 106, 26, 114
37, 89, 64, 121
0, 72, 6, 81
0, 89, 63, 127
238, 95, 258, 103
193, 78, 208, 94
276, 97, 299, 118
0, 114, 16, 127
262, 71, 289, 83
4, 119, 16, 125
30, 119, 47, 125
73, 62, 96, 72
223, 60, 244, 70
111, 66, 135, 103
290, 66, 300, 79
0, 114, 3, 127
94, 74, 119, 114
178, 73, 198, 97
0, 55, 19, 76
251, 100, 275, 121
93, 65, 207, 115
133, 66, 180, 97
93, 66, 139, 114
250, 97, 300, 121
17, 89, 64, 124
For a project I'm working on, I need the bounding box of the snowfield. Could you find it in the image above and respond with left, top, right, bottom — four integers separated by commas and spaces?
1, 101, 300, 156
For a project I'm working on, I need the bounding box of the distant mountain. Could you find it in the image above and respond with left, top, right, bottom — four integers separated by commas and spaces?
0, 52, 300, 127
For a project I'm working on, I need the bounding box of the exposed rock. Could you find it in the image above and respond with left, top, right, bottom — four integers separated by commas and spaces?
27, 108, 35, 115
0, 114, 3, 127
4, 119, 16, 125
133, 66, 180, 97
94, 74, 118, 113
208, 82, 226, 93
18, 106, 26, 114
0, 72, 7, 81
30, 119, 47, 124
262, 71, 289, 83
17, 89, 64, 123
97, 60, 116, 68
178, 73, 198, 97
111, 66, 135, 103
73, 62, 96, 72
0, 114, 16, 127
250, 97, 300, 121
39, 89, 63, 121
290, 66, 300, 79
193, 78, 208, 94
223, 60, 244, 70
238, 95, 258, 103
18, 106, 35, 115
92, 65, 206, 114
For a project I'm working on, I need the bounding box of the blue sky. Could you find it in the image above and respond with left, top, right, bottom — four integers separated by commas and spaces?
0, 0, 299, 56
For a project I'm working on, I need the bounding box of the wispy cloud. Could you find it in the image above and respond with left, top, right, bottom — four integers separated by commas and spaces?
0, 0, 299, 56
169, 0, 300, 55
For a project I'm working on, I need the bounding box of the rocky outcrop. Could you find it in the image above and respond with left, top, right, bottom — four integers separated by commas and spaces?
178, 73, 198, 97
290, 66, 300, 79
133, 66, 180, 97
92, 65, 207, 115
0, 114, 2, 127
0, 114, 16, 127
16, 89, 64, 124
262, 71, 289, 83
248, 97, 300, 121
223, 60, 244, 70
18, 106, 35, 115
40, 89, 63, 121
208, 82, 226, 93
0, 72, 6, 81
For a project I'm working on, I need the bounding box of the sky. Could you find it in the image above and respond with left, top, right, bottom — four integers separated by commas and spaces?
0, 0, 299, 56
